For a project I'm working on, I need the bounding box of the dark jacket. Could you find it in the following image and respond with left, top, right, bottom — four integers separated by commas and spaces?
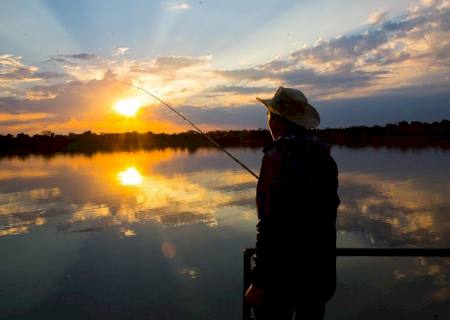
252, 131, 339, 302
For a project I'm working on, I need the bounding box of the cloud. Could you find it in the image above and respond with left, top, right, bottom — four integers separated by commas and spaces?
208, 85, 274, 94
0, 72, 127, 116
291, 30, 390, 65
52, 53, 99, 60
126, 55, 214, 86
150, 103, 267, 129
25, 88, 57, 101
279, 66, 387, 89
0, 54, 62, 82
49, 53, 112, 81
216, 64, 386, 92
130, 55, 211, 74
293, 1, 450, 69
0, 112, 53, 124
171, 3, 191, 10
113, 47, 130, 56
337, 170, 450, 247
213, 0, 450, 100
316, 86, 450, 128
366, 11, 389, 25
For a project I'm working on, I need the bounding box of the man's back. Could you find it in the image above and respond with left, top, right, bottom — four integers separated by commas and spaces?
253, 131, 339, 302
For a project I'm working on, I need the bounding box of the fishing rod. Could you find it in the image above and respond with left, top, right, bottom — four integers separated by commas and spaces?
115, 79, 260, 180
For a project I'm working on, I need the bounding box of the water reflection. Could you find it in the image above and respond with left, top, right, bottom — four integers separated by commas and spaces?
2, 148, 447, 247
118, 167, 143, 186
0, 150, 258, 237
334, 148, 450, 248
338, 171, 447, 247
0, 147, 449, 319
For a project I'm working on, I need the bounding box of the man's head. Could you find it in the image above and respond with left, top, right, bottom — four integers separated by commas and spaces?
267, 112, 305, 140
257, 87, 320, 132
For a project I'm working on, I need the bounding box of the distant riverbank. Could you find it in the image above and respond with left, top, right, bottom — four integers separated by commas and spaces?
1, 120, 449, 157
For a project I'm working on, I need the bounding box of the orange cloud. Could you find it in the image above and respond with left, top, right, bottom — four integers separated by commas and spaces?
0, 112, 54, 123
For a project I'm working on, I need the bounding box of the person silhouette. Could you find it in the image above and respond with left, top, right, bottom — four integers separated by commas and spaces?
245, 87, 340, 319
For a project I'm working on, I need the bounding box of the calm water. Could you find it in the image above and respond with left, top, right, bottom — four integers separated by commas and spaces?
0, 147, 449, 319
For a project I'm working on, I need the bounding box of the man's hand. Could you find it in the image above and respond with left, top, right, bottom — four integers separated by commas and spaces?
244, 284, 264, 306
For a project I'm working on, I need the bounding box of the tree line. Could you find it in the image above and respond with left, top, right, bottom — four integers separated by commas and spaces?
1, 120, 449, 157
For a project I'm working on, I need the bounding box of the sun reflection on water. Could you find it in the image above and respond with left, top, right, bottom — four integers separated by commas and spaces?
118, 167, 143, 186
1, 148, 447, 250
0, 151, 253, 237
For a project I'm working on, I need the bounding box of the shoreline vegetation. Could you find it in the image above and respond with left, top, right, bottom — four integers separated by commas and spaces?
1, 120, 449, 157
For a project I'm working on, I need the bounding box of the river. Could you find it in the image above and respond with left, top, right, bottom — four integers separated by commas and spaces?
0, 147, 449, 319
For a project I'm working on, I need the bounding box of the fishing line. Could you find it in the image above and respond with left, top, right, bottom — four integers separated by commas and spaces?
115, 79, 260, 180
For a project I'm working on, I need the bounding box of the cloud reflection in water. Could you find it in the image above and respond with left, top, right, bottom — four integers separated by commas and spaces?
0, 147, 449, 318
0, 150, 258, 236
0, 148, 449, 249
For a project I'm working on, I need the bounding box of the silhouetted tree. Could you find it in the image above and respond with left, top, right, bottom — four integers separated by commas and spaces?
1, 120, 449, 157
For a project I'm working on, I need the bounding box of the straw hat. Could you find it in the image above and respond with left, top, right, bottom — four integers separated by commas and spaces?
256, 87, 320, 128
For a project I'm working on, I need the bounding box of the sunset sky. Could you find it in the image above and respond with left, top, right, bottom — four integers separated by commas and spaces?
1, 0, 449, 134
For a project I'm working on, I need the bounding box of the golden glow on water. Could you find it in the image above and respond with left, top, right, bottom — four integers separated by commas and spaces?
118, 167, 143, 186
1, 149, 450, 316
11, 150, 238, 231
0, 226, 29, 237
120, 228, 137, 237
113, 97, 142, 117
1, 148, 448, 249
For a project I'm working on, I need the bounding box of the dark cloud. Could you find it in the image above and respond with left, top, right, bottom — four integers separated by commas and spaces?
216, 65, 386, 91
54, 53, 99, 60
48, 57, 76, 65
0, 97, 19, 111
0, 55, 64, 82
47, 53, 101, 74
47, 54, 108, 80
0, 117, 51, 127
209, 85, 274, 94
151, 103, 267, 128
150, 83, 450, 130
279, 66, 387, 89
260, 59, 293, 71
364, 50, 410, 66
25, 83, 62, 95
316, 86, 450, 128
34, 71, 64, 79
0, 68, 38, 81
291, 29, 390, 64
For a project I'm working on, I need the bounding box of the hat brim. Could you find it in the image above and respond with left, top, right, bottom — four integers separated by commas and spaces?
256, 97, 320, 129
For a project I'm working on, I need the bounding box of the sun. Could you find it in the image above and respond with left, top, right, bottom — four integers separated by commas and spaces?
113, 97, 142, 117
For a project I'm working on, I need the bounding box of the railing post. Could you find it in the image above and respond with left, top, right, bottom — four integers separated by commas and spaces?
243, 248, 256, 320
336, 248, 450, 257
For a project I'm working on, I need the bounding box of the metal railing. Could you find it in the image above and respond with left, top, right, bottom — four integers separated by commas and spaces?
242, 247, 450, 320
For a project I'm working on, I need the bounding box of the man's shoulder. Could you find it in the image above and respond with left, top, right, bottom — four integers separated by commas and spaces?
263, 132, 330, 158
